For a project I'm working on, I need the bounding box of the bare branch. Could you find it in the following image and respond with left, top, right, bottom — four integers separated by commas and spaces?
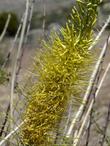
41, 0, 46, 37
25, 0, 35, 43
10, 0, 29, 131
0, 121, 24, 146
0, 14, 11, 42
2, 14, 25, 69
15, 0, 35, 84
89, 15, 110, 51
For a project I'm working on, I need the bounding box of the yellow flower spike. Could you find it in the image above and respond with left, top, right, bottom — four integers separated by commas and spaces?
21, 0, 100, 145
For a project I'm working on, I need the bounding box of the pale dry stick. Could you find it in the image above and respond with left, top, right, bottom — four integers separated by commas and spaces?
88, 15, 110, 51
15, 0, 34, 83
0, 14, 11, 42
95, 63, 110, 97
86, 91, 98, 145
0, 121, 24, 146
0, 14, 25, 138
0, 12, 28, 138
66, 35, 110, 138
63, 101, 73, 135
42, 0, 46, 37
2, 14, 25, 69
10, 0, 29, 131
25, 0, 35, 43
72, 39, 110, 146
73, 99, 94, 146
